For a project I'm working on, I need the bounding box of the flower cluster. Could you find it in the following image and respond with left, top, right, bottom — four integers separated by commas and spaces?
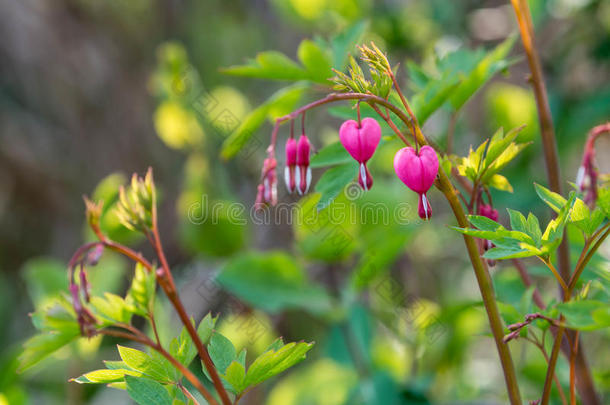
256, 113, 439, 221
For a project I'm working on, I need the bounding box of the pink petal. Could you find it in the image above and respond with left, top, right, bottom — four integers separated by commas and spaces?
393, 146, 438, 193
339, 118, 381, 163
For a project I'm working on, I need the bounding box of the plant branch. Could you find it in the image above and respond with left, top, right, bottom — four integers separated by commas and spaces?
99, 328, 218, 405
150, 224, 232, 405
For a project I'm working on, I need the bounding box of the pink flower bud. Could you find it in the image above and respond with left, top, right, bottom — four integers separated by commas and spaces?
393, 145, 439, 220
261, 157, 277, 206
339, 117, 381, 191
284, 138, 297, 193
296, 135, 312, 195
478, 204, 499, 222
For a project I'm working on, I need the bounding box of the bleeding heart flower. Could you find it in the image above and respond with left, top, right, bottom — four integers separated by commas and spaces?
393, 145, 439, 220
256, 157, 277, 210
296, 134, 312, 194
339, 117, 381, 191
284, 138, 297, 193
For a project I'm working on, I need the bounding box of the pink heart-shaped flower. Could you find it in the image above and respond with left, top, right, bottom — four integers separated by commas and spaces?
393, 145, 439, 194
394, 145, 439, 220
339, 117, 381, 163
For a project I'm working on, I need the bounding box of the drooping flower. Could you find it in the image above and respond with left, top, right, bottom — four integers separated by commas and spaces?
393, 145, 439, 220
296, 134, 312, 194
339, 117, 381, 190
256, 156, 277, 210
284, 137, 297, 193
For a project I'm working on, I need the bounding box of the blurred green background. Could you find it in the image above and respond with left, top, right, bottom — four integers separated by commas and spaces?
1, 0, 609, 404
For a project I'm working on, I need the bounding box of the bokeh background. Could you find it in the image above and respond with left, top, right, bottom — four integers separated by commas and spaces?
1, 0, 609, 404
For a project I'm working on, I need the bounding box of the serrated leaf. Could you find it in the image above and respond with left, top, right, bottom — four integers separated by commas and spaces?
468, 215, 503, 232
169, 325, 197, 368
244, 341, 314, 387
223, 361, 246, 394
90, 293, 133, 325
507, 209, 528, 235
197, 313, 217, 345
483, 246, 536, 260
208, 332, 236, 374
314, 162, 359, 210
125, 375, 172, 405
534, 183, 567, 213
72, 368, 142, 384
488, 173, 513, 192
117, 346, 171, 383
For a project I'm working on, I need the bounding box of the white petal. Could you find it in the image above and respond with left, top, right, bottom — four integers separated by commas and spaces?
284, 166, 293, 193
305, 167, 312, 193
360, 162, 368, 191
422, 193, 429, 219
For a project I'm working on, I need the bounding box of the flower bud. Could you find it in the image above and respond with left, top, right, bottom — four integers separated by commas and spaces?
296, 134, 312, 194
478, 204, 499, 222
284, 138, 297, 193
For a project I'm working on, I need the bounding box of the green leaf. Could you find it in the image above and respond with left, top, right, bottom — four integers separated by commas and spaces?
556, 300, 610, 331
18, 329, 80, 372
483, 246, 537, 260
208, 332, 236, 374
125, 375, 172, 405
128, 263, 156, 315
310, 141, 352, 168
72, 368, 142, 384
534, 183, 567, 213
244, 341, 314, 387
314, 161, 359, 210
117, 346, 171, 382
217, 251, 332, 314
411, 74, 460, 124
331, 21, 368, 69
468, 215, 503, 232
197, 313, 217, 345
90, 293, 133, 325
223, 361, 246, 394
598, 186, 610, 218
507, 209, 529, 238
169, 325, 197, 368
526, 213, 543, 246
488, 174, 513, 192
297, 40, 332, 84
449, 35, 516, 110
222, 51, 308, 81
220, 83, 307, 159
